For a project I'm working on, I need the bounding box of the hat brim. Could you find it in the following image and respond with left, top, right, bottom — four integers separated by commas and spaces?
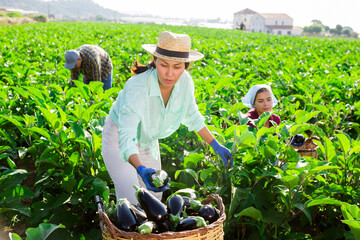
64, 62, 76, 70
142, 44, 204, 62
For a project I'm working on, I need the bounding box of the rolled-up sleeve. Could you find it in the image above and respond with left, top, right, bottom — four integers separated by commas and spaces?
182, 99, 206, 132
117, 104, 141, 162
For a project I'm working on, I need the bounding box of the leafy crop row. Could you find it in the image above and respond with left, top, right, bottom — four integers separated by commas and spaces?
0, 22, 360, 239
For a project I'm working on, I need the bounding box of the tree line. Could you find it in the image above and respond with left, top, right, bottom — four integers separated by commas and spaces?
303, 20, 359, 38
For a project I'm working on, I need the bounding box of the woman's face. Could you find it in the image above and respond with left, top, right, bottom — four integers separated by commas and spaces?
156, 58, 185, 91
74, 56, 82, 69
253, 90, 273, 115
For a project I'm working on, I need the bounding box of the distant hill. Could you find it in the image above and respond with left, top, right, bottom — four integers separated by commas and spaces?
0, 0, 126, 19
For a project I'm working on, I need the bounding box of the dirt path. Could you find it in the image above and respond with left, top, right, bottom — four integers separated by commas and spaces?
0, 16, 35, 26
0, 219, 10, 240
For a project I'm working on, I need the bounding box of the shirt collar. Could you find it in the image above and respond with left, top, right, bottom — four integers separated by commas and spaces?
149, 68, 181, 96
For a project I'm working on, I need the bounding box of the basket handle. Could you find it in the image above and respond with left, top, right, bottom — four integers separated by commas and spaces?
94, 195, 104, 212
201, 193, 225, 216
95, 195, 118, 238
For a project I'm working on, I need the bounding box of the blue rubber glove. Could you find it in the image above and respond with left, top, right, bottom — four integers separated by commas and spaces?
136, 165, 169, 192
209, 139, 233, 168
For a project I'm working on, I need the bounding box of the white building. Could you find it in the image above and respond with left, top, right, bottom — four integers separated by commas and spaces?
233, 8, 302, 36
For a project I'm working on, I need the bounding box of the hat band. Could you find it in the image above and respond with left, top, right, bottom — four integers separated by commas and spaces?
155, 46, 189, 59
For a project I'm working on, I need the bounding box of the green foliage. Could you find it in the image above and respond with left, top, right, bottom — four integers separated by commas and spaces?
6, 12, 23, 18
10, 223, 65, 240
303, 25, 323, 34
0, 22, 360, 239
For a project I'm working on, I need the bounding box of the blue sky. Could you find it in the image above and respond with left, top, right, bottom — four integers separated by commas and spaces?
93, 0, 360, 33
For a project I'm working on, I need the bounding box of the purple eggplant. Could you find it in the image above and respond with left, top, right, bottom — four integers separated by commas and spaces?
198, 204, 219, 224
133, 185, 167, 223
176, 216, 207, 231
116, 198, 138, 231
167, 194, 184, 216
291, 134, 305, 147
167, 194, 184, 230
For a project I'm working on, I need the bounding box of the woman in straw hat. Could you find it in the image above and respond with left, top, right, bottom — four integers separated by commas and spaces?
242, 84, 281, 129
102, 31, 232, 203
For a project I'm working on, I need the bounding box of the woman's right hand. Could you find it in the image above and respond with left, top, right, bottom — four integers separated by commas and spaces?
136, 165, 169, 192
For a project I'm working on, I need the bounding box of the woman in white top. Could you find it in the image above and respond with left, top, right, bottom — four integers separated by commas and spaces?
102, 31, 232, 203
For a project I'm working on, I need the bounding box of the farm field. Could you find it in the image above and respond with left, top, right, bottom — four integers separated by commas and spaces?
0, 22, 360, 239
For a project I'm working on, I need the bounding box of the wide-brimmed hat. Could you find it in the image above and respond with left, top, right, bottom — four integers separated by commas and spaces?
242, 84, 278, 108
142, 31, 204, 62
64, 49, 80, 70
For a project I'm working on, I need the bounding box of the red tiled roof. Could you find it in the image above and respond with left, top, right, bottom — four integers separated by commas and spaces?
234, 8, 258, 15
260, 13, 292, 19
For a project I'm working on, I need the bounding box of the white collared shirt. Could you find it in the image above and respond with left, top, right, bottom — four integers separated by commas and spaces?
109, 68, 205, 161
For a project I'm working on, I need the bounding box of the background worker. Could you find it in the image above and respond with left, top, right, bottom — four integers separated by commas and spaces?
64, 44, 113, 91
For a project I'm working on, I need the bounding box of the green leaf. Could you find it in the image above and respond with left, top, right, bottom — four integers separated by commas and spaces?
256, 127, 269, 140
25, 223, 65, 240
307, 103, 330, 115
294, 110, 307, 124
0, 198, 31, 216
341, 220, 360, 239
238, 131, 256, 148
341, 203, 360, 220
237, 111, 249, 125
235, 207, 262, 221
323, 137, 337, 162
37, 107, 59, 130
184, 153, 204, 169
350, 145, 360, 155
308, 165, 339, 176
281, 175, 299, 189
173, 188, 198, 199
174, 169, 198, 182
228, 187, 248, 217
295, 110, 320, 124
29, 127, 51, 141
10, 233, 23, 240
0, 115, 26, 135
54, 104, 67, 125
82, 102, 106, 123
306, 198, 342, 208
336, 132, 351, 156
256, 112, 271, 128
304, 111, 321, 123
68, 121, 84, 138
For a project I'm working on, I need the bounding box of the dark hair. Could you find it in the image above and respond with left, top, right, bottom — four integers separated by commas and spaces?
254, 88, 270, 104
131, 57, 190, 75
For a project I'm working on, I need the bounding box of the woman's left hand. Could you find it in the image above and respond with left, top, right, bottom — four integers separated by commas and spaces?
209, 139, 233, 168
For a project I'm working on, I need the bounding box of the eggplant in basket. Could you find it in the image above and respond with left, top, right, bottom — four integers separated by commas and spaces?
167, 194, 184, 230
176, 216, 207, 231
198, 204, 219, 224
133, 185, 168, 223
116, 198, 138, 231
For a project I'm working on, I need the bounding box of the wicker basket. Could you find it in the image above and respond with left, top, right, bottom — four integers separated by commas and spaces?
97, 194, 226, 240
292, 137, 319, 158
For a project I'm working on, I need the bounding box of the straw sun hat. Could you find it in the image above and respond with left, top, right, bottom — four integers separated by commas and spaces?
142, 31, 204, 62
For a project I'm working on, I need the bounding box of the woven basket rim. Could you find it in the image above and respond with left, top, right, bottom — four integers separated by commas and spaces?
296, 146, 318, 152
99, 193, 226, 239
